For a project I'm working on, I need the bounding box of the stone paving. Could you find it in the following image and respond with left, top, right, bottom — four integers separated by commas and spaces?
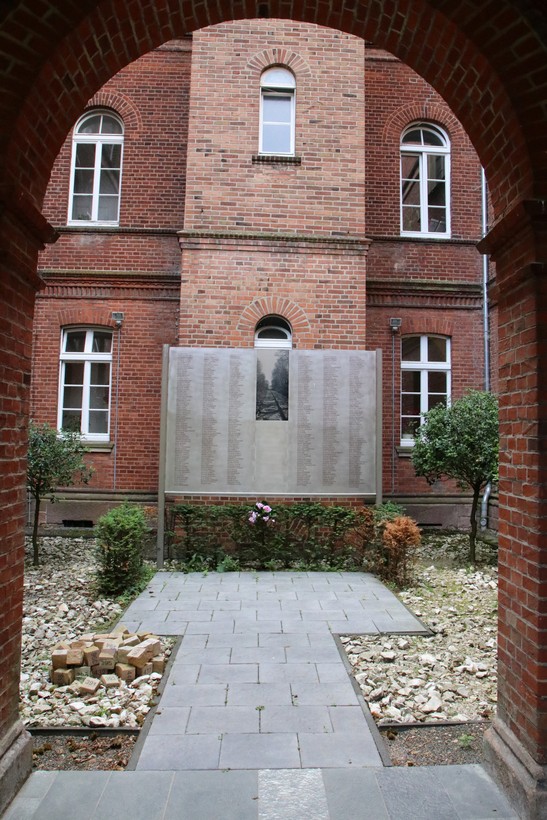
3, 571, 519, 819
124, 570, 423, 771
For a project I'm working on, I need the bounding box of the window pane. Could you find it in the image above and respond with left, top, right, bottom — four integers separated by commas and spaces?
99, 169, 120, 195
428, 394, 447, 411
422, 129, 444, 146
101, 115, 123, 135
428, 371, 447, 393
63, 385, 83, 408
428, 179, 446, 206
61, 410, 82, 432
263, 95, 292, 124
401, 180, 420, 206
402, 370, 421, 391
428, 337, 447, 362
402, 394, 421, 416
257, 328, 288, 339
65, 331, 86, 353
78, 115, 101, 134
75, 143, 95, 167
73, 169, 94, 194
90, 362, 110, 385
89, 385, 109, 409
402, 206, 421, 232
97, 196, 119, 221
71, 195, 92, 221
401, 154, 420, 179
401, 417, 420, 437
262, 124, 291, 154
101, 144, 121, 168
428, 207, 447, 232
402, 337, 421, 361
63, 362, 85, 383
92, 332, 112, 353
89, 411, 108, 434
402, 129, 422, 144
428, 155, 445, 180
261, 68, 295, 88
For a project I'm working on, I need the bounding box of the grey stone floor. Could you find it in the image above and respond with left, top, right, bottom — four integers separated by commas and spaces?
3, 572, 518, 819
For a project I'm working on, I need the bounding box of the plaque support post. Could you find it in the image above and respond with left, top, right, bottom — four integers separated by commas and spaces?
375, 348, 383, 505
156, 344, 170, 568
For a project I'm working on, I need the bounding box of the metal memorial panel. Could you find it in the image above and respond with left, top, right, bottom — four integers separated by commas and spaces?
164, 347, 379, 496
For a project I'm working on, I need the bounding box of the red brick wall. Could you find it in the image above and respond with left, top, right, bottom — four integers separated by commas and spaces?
41, 41, 191, 232
183, 22, 365, 237
31, 279, 179, 492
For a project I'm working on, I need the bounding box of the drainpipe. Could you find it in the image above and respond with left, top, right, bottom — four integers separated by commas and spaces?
480, 168, 492, 530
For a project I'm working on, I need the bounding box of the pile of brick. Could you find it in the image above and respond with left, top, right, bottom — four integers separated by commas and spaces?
50, 623, 166, 693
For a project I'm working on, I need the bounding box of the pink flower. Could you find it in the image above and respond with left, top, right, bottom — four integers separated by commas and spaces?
248, 511, 258, 524
262, 505, 272, 513
263, 516, 270, 522
256, 502, 264, 510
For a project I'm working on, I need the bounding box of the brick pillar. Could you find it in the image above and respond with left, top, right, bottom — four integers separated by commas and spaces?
0, 188, 56, 813
481, 202, 547, 819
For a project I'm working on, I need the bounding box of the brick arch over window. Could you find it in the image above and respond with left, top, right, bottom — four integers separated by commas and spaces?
85, 92, 143, 134
238, 298, 311, 344
382, 104, 460, 145
247, 48, 311, 80
55, 308, 118, 330
400, 317, 454, 338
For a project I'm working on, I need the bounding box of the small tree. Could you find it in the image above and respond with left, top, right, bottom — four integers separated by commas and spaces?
412, 390, 498, 562
27, 421, 93, 566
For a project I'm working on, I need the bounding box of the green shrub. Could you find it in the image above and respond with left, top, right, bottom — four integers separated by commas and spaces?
95, 503, 148, 596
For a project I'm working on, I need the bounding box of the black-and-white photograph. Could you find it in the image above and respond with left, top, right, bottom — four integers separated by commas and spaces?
256, 349, 289, 420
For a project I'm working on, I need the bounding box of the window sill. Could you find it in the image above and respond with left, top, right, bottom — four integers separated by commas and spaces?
83, 441, 114, 452
67, 221, 120, 228
400, 231, 451, 240
396, 444, 414, 458
252, 154, 301, 165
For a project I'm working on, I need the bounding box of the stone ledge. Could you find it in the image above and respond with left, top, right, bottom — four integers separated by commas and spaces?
0, 721, 33, 816
483, 717, 547, 820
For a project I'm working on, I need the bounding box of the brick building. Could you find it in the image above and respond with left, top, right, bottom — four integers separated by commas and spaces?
31, 20, 492, 529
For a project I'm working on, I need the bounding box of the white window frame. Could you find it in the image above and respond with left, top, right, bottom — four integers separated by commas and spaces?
400, 123, 451, 238
254, 317, 293, 349
68, 110, 124, 226
401, 335, 451, 445
58, 328, 113, 442
259, 67, 296, 157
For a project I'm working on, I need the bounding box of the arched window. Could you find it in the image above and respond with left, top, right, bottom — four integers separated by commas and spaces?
58, 328, 113, 440
254, 316, 293, 348
400, 123, 450, 236
259, 67, 296, 156
401, 334, 451, 443
68, 111, 124, 224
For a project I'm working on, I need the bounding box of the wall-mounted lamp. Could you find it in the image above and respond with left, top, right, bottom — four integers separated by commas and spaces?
112, 312, 124, 328
389, 317, 402, 332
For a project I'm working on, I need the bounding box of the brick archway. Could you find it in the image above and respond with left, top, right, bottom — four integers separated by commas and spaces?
1, 2, 547, 816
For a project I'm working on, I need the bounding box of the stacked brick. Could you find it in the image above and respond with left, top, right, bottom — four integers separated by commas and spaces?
50, 625, 166, 690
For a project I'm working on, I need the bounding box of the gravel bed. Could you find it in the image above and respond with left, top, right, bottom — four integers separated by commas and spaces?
20, 537, 171, 730
22, 532, 497, 737
343, 533, 498, 725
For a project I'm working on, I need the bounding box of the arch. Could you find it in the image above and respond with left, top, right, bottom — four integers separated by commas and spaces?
238, 297, 311, 339
1, 1, 544, 218
383, 104, 461, 146
1, 3, 547, 816
248, 47, 312, 79
85, 91, 143, 134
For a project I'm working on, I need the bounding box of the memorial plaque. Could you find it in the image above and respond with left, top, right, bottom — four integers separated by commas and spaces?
164, 347, 379, 497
